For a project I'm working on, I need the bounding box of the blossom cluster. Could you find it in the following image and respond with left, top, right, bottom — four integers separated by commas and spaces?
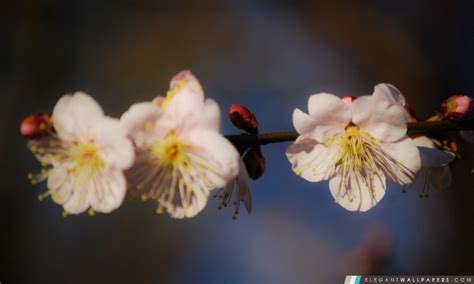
21, 71, 473, 218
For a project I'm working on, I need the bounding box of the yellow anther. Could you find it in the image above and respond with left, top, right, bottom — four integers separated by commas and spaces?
38, 194, 44, 201
27, 173, 33, 179
140, 193, 149, 201
292, 168, 301, 176
62, 211, 69, 217
155, 207, 163, 214
88, 208, 96, 216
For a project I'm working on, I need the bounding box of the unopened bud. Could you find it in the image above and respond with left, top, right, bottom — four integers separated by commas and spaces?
442, 95, 473, 119
341, 96, 356, 106
20, 113, 53, 139
243, 146, 266, 180
228, 104, 259, 134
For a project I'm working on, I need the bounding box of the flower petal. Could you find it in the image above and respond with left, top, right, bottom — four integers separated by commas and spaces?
160, 190, 208, 219
120, 101, 162, 145
62, 178, 92, 214
48, 167, 73, 205
93, 117, 135, 170
197, 98, 221, 131
286, 136, 340, 182
292, 108, 318, 135
329, 171, 386, 212
52, 92, 104, 141
352, 95, 407, 142
89, 171, 127, 213
237, 159, 252, 213
379, 136, 421, 184
170, 70, 204, 98
187, 129, 240, 188
303, 93, 351, 142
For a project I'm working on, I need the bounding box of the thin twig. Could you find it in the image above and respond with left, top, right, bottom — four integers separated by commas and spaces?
226, 120, 474, 146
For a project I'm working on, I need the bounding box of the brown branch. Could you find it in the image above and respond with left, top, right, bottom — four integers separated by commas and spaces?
226, 120, 474, 146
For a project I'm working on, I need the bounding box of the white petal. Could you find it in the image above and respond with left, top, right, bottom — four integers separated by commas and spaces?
187, 129, 240, 187
352, 95, 407, 142
198, 98, 221, 131
373, 83, 406, 105
162, 190, 208, 219
48, 167, 73, 205
89, 171, 127, 213
93, 117, 135, 170
329, 171, 386, 212
304, 93, 351, 142
292, 108, 318, 135
169, 70, 204, 98
120, 101, 162, 144
62, 178, 92, 214
380, 136, 421, 184
412, 136, 435, 148
237, 159, 252, 213
286, 136, 340, 182
52, 92, 104, 141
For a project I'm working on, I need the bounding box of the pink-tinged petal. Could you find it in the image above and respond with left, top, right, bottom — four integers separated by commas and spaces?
120, 102, 162, 143
170, 70, 204, 98
352, 95, 407, 142
418, 147, 455, 167
379, 136, 421, 184
48, 167, 73, 205
305, 93, 351, 142
93, 117, 135, 170
188, 129, 240, 188
89, 171, 127, 213
286, 136, 340, 182
373, 83, 406, 105
292, 109, 317, 135
62, 178, 92, 214
164, 87, 205, 127
161, 190, 208, 219
52, 92, 104, 141
198, 98, 221, 131
412, 136, 435, 148
237, 159, 252, 213
373, 83, 417, 122
329, 171, 386, 212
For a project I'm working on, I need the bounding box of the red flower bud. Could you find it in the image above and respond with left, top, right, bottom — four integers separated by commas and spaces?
441, 94, 473, 119
228, 104, 259, 134
243, 146, 266, 180
20, 113, 53, 139
341, 96, 356, 106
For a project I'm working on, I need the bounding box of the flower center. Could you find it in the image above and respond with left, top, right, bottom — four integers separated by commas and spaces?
326, 125, 377, 171
149, 130, 189, 165
71, 141, 105, 170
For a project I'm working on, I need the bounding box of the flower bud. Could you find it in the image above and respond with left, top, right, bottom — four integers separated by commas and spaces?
442, 95, 473, 118
20, 113, 53, 139
341, 96, 356, 106
228, 104, 258, 134
243, 146, 266, 180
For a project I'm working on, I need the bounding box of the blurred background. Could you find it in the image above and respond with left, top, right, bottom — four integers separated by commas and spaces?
1, 1, 474, 283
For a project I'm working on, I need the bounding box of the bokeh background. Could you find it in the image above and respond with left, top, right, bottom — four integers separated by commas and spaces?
2, 1, 474, 283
